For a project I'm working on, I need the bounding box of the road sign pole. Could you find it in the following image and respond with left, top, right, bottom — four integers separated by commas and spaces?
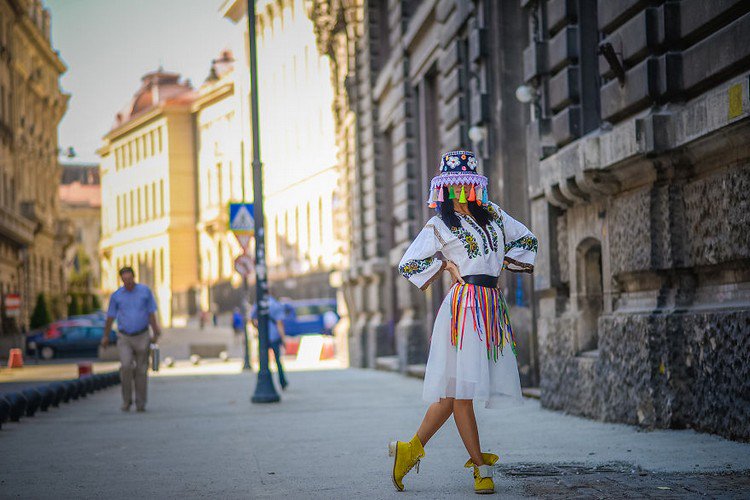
230, 227, 254, 371
247, 0, 279, 404
241, 274, 252, 371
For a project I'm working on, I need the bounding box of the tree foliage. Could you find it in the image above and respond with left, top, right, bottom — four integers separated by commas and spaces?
30, 293, 52, 329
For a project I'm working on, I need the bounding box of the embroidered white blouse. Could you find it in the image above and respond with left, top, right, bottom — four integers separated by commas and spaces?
398, 202, 538, 289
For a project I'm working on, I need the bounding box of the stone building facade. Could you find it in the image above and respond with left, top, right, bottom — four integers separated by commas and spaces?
311, 0, 750, 440
59, 163, 102, 302
309, 0, 538, 383
521, 0, 750, 440
0, 0, 71, 332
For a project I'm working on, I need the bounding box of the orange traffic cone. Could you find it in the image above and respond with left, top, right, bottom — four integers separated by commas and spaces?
8, 348, 24, 368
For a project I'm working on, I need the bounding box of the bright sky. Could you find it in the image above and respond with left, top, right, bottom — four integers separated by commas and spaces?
46, 0, 234, 164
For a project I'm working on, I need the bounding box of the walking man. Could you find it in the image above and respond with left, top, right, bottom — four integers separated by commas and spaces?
250, 293, 288, 390
101, 266, 161, 412
232, 307, 245, 344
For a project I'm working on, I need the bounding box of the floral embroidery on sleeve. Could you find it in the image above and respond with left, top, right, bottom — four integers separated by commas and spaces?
399, 257, 436, 278
504, 235, 538, 254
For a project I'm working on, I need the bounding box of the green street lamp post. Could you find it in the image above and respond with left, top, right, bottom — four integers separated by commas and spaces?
247, 0, 280, 403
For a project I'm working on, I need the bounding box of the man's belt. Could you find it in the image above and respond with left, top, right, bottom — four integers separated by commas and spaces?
461, 274, 498, 288
119, 327, 149, 336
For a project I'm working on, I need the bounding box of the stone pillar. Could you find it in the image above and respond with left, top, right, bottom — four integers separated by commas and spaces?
394, 269, 429, 369
348, 272, 369, 368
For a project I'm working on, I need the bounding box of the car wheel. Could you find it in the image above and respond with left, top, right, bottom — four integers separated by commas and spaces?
40, 346, 55, 360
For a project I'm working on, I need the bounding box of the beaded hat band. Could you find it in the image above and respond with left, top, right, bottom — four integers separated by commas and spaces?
427, 150, 488, 207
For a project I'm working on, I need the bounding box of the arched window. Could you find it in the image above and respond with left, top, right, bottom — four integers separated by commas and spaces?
575, 238, 603, 354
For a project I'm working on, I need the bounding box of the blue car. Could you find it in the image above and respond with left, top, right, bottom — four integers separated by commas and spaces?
68, 311, 107, 326
280, 299, 338, 337
34, 325, 117, 360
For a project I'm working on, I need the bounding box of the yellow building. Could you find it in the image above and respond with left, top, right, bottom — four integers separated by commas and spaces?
192, 50, 250, 312
0, 0, 71, 330
222, 0, 340, 298
98, 70, 199, 326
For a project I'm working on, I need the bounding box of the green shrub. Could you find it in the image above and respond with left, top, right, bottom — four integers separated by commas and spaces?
30, 293, 52, 329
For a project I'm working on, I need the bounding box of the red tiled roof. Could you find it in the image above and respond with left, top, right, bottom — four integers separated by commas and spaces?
111, 69, 195, 130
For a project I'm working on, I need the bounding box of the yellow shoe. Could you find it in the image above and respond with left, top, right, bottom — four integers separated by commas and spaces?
464, 453, 499, 494
388, 434, 425, 491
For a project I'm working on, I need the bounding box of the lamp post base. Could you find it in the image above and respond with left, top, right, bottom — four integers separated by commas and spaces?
251, 370, 280, 403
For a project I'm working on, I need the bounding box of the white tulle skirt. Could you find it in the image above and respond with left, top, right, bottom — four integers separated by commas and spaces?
422, 287, 524, 409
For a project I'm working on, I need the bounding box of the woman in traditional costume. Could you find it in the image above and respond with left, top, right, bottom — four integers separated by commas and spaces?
389, 150, 538, 494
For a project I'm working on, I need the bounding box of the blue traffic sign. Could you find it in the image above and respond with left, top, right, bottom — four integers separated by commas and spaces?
229, 203, 255, 234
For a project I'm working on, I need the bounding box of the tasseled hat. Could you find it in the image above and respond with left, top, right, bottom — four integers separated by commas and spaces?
427, 150, 488, 207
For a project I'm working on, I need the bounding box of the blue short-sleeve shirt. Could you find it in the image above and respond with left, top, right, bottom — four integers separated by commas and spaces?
250, 296, 286, 343
107, 284, 158, 334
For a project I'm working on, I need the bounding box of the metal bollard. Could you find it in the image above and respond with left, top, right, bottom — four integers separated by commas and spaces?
39, 385, 55, 411
82, 377, 95, 395
49, 383, 65, 407
0, 396, 10, 424
65, 380, 80, 400
75, 379, 87, 398
22, 389, 41, 417
5, 392, 27, 422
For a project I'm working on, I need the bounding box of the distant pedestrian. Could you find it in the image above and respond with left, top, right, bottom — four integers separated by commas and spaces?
199, 310, 208, 329
322, 309, 339, 335
101, 266, 161, 412
250, 294, 288, 390
390, 150, 538, 494
232, 307, 245, 343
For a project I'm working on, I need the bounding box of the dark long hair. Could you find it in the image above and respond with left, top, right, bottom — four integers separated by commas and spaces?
438, 186, 492, 228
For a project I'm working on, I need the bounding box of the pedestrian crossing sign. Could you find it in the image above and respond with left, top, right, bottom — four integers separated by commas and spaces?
229, 203, 255, 234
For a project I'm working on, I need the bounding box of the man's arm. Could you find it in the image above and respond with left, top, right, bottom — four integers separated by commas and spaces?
101, 316, 115, 347
149, 313, 161, 342
101, 294, 117, 347
146, 288, 160, 342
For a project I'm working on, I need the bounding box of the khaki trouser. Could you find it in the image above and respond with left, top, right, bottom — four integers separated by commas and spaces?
117, 331, 151, 409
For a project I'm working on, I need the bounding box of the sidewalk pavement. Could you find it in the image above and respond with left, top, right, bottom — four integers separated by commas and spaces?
1, 367, 748, 499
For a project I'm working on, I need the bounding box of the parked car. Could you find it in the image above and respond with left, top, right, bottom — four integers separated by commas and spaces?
68, 310, 107, 325
280, 299, 338, 337
32, 325, 116, 360
25, 318, 97, 355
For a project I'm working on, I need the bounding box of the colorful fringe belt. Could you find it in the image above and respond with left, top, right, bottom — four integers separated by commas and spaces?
450, 283, 516, 361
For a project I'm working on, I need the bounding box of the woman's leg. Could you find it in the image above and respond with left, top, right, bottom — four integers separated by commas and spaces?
453, 399, 484, 465
416, 398, 454, 446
